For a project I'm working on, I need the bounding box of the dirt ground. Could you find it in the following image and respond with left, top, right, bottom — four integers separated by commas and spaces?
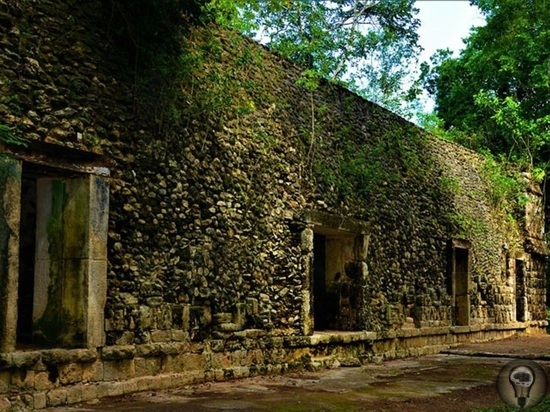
46, 334, 550, 412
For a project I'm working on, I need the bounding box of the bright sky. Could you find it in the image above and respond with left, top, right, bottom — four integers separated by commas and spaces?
416, 0, 485, 62
415, 1, 486, 112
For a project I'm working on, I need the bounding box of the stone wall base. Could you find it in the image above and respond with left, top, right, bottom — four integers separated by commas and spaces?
0, 324, 545, 410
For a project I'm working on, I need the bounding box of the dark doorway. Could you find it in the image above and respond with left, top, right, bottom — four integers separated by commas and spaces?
17, 166, 37, 345
313, 234, 328, 330
312, 231, 365, 331
453, 246, 470, 326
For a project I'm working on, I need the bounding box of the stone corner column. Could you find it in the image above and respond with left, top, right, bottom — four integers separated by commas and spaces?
0, 157, 22, 353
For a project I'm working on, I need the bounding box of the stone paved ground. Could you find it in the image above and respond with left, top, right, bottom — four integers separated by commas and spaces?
46, 334, 550, 412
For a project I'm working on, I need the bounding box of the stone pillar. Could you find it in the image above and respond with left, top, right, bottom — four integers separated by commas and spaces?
33, 173, 109, 348
300, 227, 314, 335
0, 157, 22, 353
85, 175, 109, 348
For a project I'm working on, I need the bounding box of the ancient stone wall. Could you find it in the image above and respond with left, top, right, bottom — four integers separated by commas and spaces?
0, 1, 547, 409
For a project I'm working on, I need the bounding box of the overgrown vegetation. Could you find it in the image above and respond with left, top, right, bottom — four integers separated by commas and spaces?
421, 0, 550, 171
312, 122, 432, 204
0, 124, 27, 149
178, 30, 264, 127
0, 124, 27, 179
480, 152, 529, 210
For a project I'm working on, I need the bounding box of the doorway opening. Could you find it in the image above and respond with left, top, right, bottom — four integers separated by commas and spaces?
312, 230, 365, 331
17, 166, 37, 345
451, 240, 470, 326
14, 162, 109, 349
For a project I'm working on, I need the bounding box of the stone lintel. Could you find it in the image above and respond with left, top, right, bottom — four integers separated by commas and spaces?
297, 210, 370, 235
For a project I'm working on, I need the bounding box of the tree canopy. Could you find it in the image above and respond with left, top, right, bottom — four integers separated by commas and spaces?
422, 0, 550, 168
232, 0, 421, 114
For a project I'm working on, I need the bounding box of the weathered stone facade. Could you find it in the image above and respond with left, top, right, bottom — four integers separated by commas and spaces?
0, 1, 547, 409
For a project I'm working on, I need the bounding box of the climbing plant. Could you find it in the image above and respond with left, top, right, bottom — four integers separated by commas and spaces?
0, 124, 27, 149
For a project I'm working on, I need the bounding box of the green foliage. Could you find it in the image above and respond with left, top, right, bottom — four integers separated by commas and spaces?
0, 124, 27, 178
0, 124, 27, 148
422, 0, 550, 167
449, 211, 488, 238
296, 69, 321, 91
178, 29, 264, 126
475, 91, 550, 167
339, 147, 385, 196
313, 125, 432, 201
480, 152, 527, 210
105, 0, 425, 120
439, 176, 460, 195
231, 0, 421, 116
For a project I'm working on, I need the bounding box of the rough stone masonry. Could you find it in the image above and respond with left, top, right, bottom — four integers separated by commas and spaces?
0, 1, 547, 410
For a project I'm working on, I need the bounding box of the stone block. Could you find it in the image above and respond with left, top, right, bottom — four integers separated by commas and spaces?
162, 354, 185, 374
171, 330, 188, 342
135, 375, 166, 392
96, 382, 112, 399
118, 379, 138, 395
66, 386, 82, 405
246, 349, 265, 365
33, 392, 47, 410
11, 369, 34, 389
0, 398, 10, 412
11, 352, 41, 369
185, 354, 207, 371
172, 371, 203, 387
115, 331, 135, 345
34, 371, 55, 391
103, 359, 135, 381
139, 306, 156, 329
151, 330, 171, 342
300, 228, 314, 252
135, 357, 162, 377
0, 372, 9, 394
181, 305, 191, 331
135, 343, 161, 358
82, 361, 103, 382
101, 345, 135, 361
81, 384, 98, 402
107, 381, 129, 397
211, 353, 232, 370
47, 388, 68, 407
59, 363, 83, 385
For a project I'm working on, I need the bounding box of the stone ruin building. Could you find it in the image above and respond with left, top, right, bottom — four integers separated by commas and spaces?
0, 1, 547, 409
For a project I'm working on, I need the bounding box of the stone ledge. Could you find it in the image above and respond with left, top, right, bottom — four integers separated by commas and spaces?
451, 323, 527, 334
100, 346, 135, 361
285, 331, 376, 347
0, 349, 97, 371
